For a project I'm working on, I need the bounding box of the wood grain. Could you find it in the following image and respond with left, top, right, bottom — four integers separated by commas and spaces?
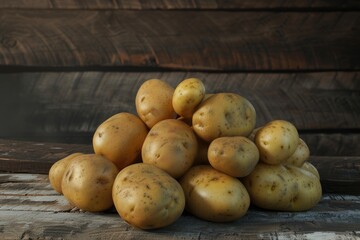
1, 71, 358, 141
0, 0, 359, 9
0, 10, 358, 71
0, 173, 359, 239
0, 139, 359, 195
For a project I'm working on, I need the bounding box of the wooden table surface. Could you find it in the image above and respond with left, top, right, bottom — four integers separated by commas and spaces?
1, 172, 359, 240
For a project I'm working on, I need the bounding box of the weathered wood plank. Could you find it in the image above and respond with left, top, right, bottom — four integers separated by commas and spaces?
0, 139, 92, 173
0, 139, 359, 194
0, 194, 359, 239
0, 10, 358, 71
1, 0, 359, 9
0, 71, 359, 140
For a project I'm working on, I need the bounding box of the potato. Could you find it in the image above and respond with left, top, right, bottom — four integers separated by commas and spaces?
301, 162, 320, 179
243, 162, 322, 211
192, 93, 256, 142
62, 154, 119, 212
180, 165, 250, 222
142, 119, 198, 178
135, 79, 176, 128
208, 136, 259, 177
283, 138, 310, 167
48, 153, 83, 194
93, 112, 148, 170
255, 120, 299, 165
172, 78, 205, 118
112, 163, 185, 229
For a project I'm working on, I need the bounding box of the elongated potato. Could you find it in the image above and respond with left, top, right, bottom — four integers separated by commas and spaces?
192, 93, 256, 142
243, 162, 322, 211
112, 163, 185, 229
93, 112, 148, 171
180, 165, 250, 222
135, 79, 176, 128
172, 78, 205, 118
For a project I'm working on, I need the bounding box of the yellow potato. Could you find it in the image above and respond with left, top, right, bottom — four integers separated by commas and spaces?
48, 153, 83, 194
93, 112, 148, 170
208, 136, 259, 177
255, 120, 299, 165
283, 138, 310, 167
62, 154, 119, 212
112, 163, 185, 229
301, 162, 320, 179
180, 165, 250, 222
172, 78, 205, 118
142, 119, 198, 178
243, 162, 322, 211
135, 79, 176, 128
192, 93, 256, 142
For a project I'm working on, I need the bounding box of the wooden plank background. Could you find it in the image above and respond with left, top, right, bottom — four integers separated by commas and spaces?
0, 10, 359, 71
0, 2, 359, 239
1, 0, 360, 9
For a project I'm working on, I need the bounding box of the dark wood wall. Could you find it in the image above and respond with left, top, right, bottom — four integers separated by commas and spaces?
0, 1, 359, 170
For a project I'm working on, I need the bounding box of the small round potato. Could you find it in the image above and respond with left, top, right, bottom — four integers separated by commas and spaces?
142, 119, 198, 179
48, 153, 83, 194
243, 162, 322, 211
62, 154, 119, 212
283, 138, 310, 167
192, 93, 256, 142
135, 79, 176, 128
112, 163, 185, 229
172, 78, 205, 118
180, 165, 250, 222
93, 112, 148, 170
208, 136, 259, 177
255, 120, 299, 165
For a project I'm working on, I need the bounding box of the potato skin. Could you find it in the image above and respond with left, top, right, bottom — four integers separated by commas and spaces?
62, 154, 119, 212
172, 78, 205, 118
142, 119, 198, 178
283, 138, 310, 167
93, 112, 148, 171
208, 136, 259, 177
48, 153, 83, 194
112, 163, 185, 229
135, 79, 176, 128
192, 93, 256, 142
301, 162, 320, 179
255, 120, 299, 165
243, 162, 322, 211
180, 165, 250, 222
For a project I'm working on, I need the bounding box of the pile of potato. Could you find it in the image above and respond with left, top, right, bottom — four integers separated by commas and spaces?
49, 78, 322, 229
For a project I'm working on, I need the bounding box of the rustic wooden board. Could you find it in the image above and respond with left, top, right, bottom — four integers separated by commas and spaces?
0, 10, 358, 71
1, 0, 359, 9
1, 71, 359, 140
0, 173, 359, 239
0, 139, 359, 194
